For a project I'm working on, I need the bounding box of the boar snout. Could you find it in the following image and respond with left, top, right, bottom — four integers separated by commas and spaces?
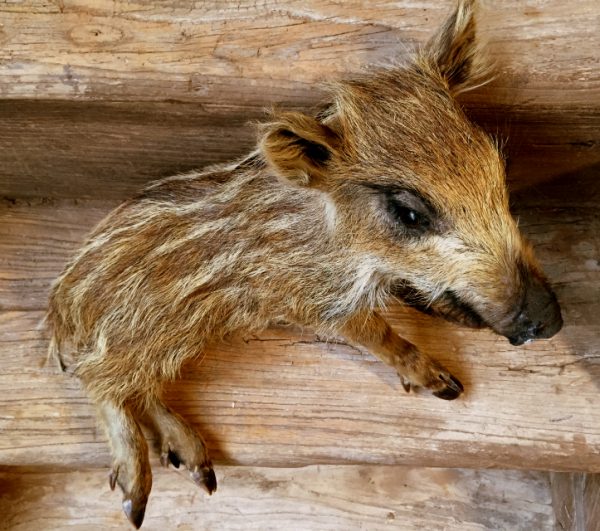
503, 273, 563, 346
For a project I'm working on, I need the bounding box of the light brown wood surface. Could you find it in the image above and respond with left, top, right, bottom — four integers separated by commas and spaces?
0, 1, 598, 197
1, 1, 597, 107
1, 169, 598, 472
0, 464, 555, 530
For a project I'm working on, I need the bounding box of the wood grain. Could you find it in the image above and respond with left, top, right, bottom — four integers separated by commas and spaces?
0, 1, 599, 197
0, 101, 597, 201
0, 100, 257, 200
0, 464, 555, 530
1, 1, 597, 108
1, 169, 599, 471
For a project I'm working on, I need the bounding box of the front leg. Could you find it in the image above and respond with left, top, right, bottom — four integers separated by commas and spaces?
340, 311, 464, 400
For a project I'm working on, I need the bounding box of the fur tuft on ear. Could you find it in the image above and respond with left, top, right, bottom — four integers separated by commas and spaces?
421, 0, 492, 94
259, 112, 340, 188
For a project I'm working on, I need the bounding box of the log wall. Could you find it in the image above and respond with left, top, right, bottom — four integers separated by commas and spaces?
0, 0, 599, 198
1, 1, 599, 528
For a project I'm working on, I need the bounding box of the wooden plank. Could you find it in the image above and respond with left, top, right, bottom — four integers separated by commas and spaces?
0, 101, 597, 201
0, 1, 597, 108
0, 1, 599, 197
0, 169, 599, 471
3, 308, 600, 471
0, 464, 555, 530
0, 101, 257, 200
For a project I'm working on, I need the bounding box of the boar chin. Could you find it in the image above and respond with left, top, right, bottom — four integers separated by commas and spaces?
390, 281, 487, 329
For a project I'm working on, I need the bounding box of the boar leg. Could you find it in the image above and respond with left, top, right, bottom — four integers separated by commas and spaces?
98, 400, 152, 529
341, 311, 464, 400
143, 396, 216, 494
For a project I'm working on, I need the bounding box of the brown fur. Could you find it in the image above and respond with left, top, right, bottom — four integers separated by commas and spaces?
46, 1, 561, 527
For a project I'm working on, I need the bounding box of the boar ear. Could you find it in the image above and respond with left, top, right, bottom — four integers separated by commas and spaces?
259, 112, 340, 188
423, 0, 491, 94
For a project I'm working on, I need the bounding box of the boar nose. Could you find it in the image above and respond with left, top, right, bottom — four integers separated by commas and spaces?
507, 274, 563, 346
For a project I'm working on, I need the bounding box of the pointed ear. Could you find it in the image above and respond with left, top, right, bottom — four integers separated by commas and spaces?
423, 0, 491, 94
259, 112, 340, 188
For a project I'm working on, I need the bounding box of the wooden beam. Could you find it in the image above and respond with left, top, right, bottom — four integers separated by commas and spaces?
0, 101, 597, 201
0, 1, 598, 195
0, 464, 555, 530
1, 169, 599, 471
1, 1, 597, 108
0, 101, 256, 200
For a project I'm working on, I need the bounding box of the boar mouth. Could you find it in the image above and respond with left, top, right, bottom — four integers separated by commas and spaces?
390, 281, 487, 329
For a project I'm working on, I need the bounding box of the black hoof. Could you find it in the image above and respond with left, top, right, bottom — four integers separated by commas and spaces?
160, 448, 181, 469
109, 467, 119, 491
433, 374, 464, 400
123, 497, 147, 529
399, 374, 411, 393
191, 466, 217, 494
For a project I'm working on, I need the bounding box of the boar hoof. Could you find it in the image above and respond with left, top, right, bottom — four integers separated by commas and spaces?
432, 373, 464, 400
398, 374, 412, 393
109, 466, 119, 491
122, 497, 147, 530
160, 448, 181, 469
156, 438, 215, 493
191, 465, 217, 494
107, 462, 151, 529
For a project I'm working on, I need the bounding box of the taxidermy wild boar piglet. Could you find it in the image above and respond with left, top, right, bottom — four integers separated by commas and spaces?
47, 0, 563, 527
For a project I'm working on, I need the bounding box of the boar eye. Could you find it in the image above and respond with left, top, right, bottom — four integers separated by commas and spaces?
359, 182, 437, 235
389, 199, 430, 232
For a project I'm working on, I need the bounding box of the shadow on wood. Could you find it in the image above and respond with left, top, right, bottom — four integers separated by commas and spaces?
0, 464, 555, 530
0, 99, 598, 200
